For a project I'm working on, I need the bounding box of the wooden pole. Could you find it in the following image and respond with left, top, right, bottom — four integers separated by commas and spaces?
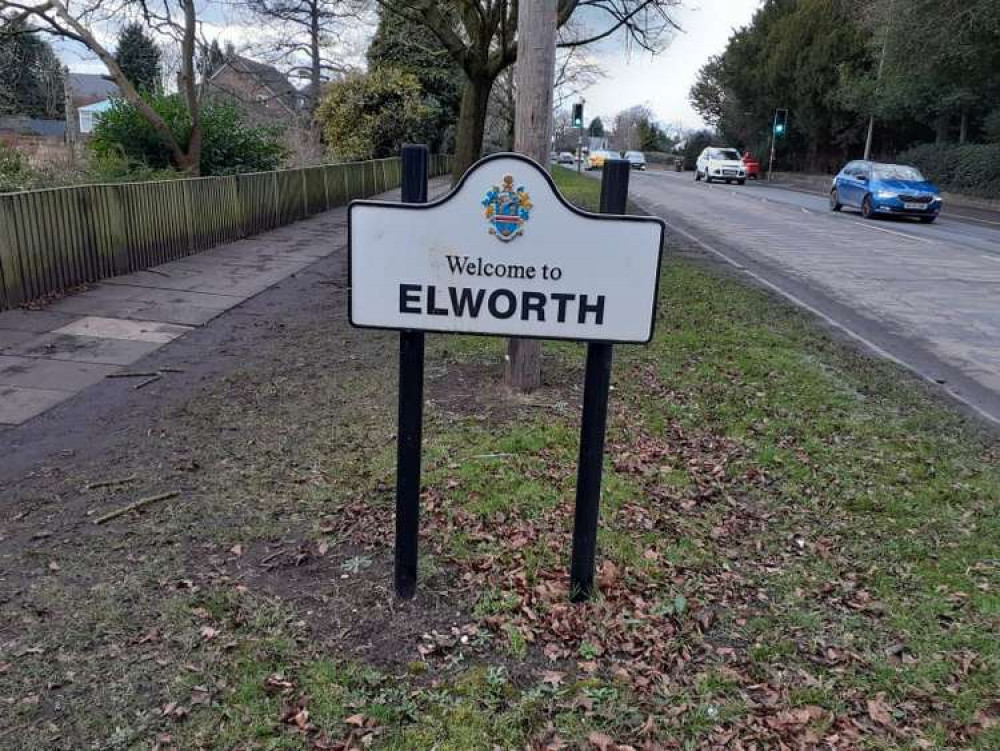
394, 144, 429, 599
569, 159, 629, 602
506, 0, 558, 393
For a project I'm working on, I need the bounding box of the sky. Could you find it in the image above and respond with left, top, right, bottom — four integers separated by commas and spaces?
583, 0, 761, 131
57, 0, 761, 131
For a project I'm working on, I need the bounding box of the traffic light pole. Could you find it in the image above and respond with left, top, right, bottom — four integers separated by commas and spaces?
767, 109, 777, 182
573, 100, 585, 173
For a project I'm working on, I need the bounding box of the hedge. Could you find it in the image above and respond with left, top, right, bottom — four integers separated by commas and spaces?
896, 142, 1000, 199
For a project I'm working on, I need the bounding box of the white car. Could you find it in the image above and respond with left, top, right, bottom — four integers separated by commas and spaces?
695, 147, 746, 185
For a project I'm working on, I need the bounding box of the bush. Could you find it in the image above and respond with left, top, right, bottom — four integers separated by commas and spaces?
90, 95, 286, 176
984, 109, 1000, 144
897, 142, 1000, 199
0, 143, 31, 193
316, 67, 437, 161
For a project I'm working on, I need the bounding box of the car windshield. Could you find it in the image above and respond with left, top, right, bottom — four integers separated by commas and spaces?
873, 164, 925, 182
712, 149, 741, 161
625, 151, 644, 160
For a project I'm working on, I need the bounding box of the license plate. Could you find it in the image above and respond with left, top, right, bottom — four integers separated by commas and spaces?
903, 202, 926, 210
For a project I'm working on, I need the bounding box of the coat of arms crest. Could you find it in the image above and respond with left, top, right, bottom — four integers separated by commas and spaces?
482, 175, 532, 241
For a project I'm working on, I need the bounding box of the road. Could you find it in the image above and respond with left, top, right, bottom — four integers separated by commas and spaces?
626, 169, 1000, 427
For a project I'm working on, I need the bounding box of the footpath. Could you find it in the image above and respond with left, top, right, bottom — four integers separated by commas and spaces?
0, 179, 449, 426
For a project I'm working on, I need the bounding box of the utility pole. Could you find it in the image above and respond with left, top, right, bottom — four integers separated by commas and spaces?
506, 0, 557, 392
864, 0, 895, 161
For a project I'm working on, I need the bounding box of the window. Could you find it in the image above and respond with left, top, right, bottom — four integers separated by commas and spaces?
79, 110, 94, 134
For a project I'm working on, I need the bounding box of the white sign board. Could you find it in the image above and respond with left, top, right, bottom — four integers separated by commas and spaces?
349, 153, 664, 344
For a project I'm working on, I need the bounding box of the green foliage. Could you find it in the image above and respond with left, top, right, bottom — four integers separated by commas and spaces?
983, 109, 1000, 145
691, 0, 871, 172
682, 129, 716, 169
0, 142, 31, 193
860, 0, 1000, 136
0, 17, 65, 118
366, 4, 463, 153
588, 117, 605, 137
695, 0, 1000, 178
115, 22, 161, 94
90, 95, 285, 176
316, 67, 437, 161
897, 143, 1000, 199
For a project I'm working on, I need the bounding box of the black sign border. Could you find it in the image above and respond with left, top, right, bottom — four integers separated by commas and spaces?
347, 151, 666, 345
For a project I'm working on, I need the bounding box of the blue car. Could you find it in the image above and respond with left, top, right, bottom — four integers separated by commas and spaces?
830, 161, 942, 223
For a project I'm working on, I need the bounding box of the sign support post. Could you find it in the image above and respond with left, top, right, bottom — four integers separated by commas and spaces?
350, 150, 663, 602
569, 159, 630, 602
394, 144, 429, 599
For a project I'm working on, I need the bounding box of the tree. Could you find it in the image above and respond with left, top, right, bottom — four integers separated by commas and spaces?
587, 117, 604, 137
6, 0, 205, 174
690, 0, 873, 171
853, 0, 1000, 144
199, 39, 230, 79
315, 67, 437, 160
115, 22, 161, 93
0, 15, 64, 118
367, 6, 463, 152
385, 0, 682, 180
245, 0, 362, 109
90, 95, 286, 175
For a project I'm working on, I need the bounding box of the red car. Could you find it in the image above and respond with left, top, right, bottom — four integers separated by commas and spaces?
742, 153, 761, 180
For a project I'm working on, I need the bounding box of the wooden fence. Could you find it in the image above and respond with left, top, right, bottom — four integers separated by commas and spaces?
0, 154, 453, 311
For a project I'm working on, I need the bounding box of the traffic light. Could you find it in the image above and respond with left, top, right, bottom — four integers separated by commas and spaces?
572, 103, 584, 129
774, 108, 788, 137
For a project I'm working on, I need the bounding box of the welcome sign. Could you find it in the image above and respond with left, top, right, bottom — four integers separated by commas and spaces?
348, 153, 664, 343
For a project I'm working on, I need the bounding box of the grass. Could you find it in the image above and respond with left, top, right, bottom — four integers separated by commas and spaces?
2, 166, 997, 750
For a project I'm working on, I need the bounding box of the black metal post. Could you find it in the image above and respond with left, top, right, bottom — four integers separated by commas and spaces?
395, 144, 429, 599
569, 159, 630, 602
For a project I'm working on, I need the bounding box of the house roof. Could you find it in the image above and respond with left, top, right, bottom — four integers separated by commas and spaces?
0, 116, 66, 137
210, 56, 299, 111
68, 73, 119, 102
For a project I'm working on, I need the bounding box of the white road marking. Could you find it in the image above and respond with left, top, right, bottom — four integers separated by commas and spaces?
850, 220, 933, 244
650, 211, 1000, 428
983, 255, 1000, 263
949, 213, 1000, 228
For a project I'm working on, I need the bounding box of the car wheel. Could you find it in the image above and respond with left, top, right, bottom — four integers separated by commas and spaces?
861, 195, 875, 219
695, 169, 702, 181
830, 189, 842, 212
919, 215, 937, 224
737, 179, 746, 186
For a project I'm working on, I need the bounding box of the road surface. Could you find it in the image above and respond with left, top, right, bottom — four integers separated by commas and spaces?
627, 169, 1000, 427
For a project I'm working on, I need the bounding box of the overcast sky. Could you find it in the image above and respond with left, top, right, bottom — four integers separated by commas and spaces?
584, 0, 761, 130
60, 0, 761, 131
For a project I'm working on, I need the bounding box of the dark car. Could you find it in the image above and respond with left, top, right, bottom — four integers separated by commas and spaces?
830, 161, 942, 223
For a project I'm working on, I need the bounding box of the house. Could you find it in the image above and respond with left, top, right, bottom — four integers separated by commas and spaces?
67, 72, 119, 109
204, 56, 302, 124
78, 99, 113, 135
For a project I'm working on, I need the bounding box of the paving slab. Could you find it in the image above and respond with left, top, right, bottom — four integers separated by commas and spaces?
0, 385, 72, 425
120, 302, 224, 327
6, 332, 162, 366
0, 309, 79, 333
0, 330, 37, 352
0, 355, 119, 391
53, 316, 193, 344
0, 177, 450, 427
